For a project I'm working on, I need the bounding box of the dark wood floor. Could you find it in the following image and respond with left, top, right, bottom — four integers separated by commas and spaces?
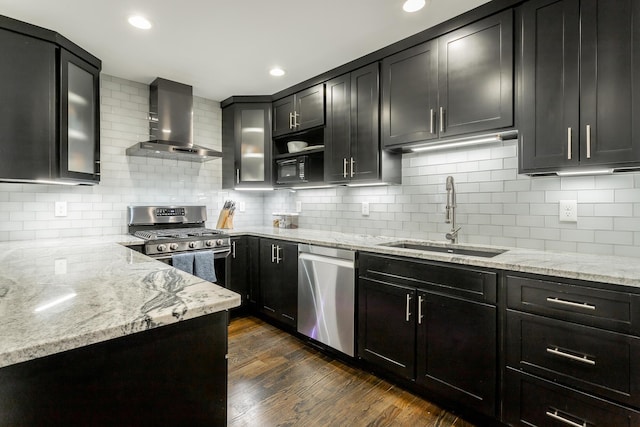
227, 316, 476, 427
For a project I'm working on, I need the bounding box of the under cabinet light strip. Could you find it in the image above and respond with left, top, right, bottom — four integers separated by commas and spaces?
411, 136, 501, 152
556, 169, 614, 177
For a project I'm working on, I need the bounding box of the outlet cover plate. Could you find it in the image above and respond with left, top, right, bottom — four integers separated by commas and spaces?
362, 202, 370, 216
559, 200, 577, 222
296, 201, 302, 213
54, 201, 67, 217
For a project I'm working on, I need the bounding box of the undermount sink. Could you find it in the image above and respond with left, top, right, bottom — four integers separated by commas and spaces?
378, 241, 506, 258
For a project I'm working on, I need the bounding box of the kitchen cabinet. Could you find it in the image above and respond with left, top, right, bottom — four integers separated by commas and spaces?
258, 238, 298, 328
226, 236, 255, 308
222, 100, 272, 189
382, 10, 513, 149
358, 253, 498, 417
325, 63, 401, 184
0, 16, 101, 185
504, 273, 640, 425
272, 84, 325, 137
519, 0, 640, 174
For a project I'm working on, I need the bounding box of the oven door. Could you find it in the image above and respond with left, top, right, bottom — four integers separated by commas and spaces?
151, 247, 230, 284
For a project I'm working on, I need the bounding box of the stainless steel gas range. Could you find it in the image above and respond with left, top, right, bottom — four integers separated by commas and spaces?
127, 205, 230, 282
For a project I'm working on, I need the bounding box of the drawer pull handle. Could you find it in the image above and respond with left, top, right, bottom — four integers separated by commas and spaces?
547, 347, 595, 366
406, 294, 412, 322
546, 408, 587, 427
546, 297, 596, 311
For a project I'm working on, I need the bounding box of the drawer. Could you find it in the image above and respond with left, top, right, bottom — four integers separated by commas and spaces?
507, 310, 640, 408
506, 274, 640, 335
360, 253, 496, 304
504, 369, 640, 427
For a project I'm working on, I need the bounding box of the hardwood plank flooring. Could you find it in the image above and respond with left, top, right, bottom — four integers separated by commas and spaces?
228, 316, 476, 427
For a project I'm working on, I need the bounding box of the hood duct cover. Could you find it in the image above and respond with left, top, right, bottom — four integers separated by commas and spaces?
126, 78, 222, 162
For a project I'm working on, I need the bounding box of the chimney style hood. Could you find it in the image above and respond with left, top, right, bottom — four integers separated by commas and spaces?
126, 78, 222, 162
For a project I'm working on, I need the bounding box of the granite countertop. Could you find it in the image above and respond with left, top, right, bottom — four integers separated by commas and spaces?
229, 227, 640, 288
0, 235, 240, 369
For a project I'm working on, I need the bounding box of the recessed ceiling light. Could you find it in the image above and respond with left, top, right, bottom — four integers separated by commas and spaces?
403, 0, 426, 13
270, 67, 285, 77
128, 15, 152, 30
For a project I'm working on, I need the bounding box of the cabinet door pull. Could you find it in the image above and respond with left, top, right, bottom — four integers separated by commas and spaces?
294, 111, 300, 128
276, 245, 282, 264
430, 109, 435, 134
439, 107, 445, 133
545, 408, 587, 427
546, 297, 596, 311
350, 157, 355, 178
405, 294, 412, 322
271, 244, 276, 263
567, 127, 572, 160
417, 295, 424, 324
236, 169, 240, 184
232, 241, 236, 258
343, 158, 348, 178
547, 347, 595, 366
586, 124, 592, 159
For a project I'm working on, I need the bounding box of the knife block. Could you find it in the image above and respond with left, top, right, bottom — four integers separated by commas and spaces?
215, 208, 234, 229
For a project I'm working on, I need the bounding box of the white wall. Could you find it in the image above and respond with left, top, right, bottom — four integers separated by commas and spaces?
264, 141, 640, 258
0, 75, 263, 241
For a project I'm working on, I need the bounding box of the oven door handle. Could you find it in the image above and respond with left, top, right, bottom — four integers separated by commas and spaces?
151, 247, 231, 261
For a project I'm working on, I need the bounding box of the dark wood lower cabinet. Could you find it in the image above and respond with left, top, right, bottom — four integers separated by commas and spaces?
504, 369, 640, 426
258, 238, 298, 328
417, 292, 496, 416
0, 312, 228, 426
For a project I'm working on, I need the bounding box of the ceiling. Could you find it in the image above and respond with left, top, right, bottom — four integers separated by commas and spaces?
0, 0, 491, 101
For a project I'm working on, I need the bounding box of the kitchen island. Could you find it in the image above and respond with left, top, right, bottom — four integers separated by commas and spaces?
0, 235, 240, 426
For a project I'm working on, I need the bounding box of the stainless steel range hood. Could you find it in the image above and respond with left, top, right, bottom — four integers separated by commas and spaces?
126, 78, 222, 162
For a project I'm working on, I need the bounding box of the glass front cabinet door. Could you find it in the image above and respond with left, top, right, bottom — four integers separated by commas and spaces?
60, 49, 100, 183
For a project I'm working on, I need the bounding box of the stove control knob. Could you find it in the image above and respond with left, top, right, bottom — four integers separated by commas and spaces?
216, 239, 224, 247
169, 243, 179, 251
205, 240, 214, 247
157, 244, 167, 252
188, 241, 197, 249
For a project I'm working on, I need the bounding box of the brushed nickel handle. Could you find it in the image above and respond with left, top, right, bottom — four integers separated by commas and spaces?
343, 158, 348, 178
289, 112, 294, 129
417, 295, 424, 324
430, 109, 435, 134
232, 241, 236, 258
547, 347, 595, 366
586, 124, 592, 158
271, 244, 276, 263
276, 245, 283, 264
350, 157, 355, 178
294, 111, 300, 128
264, 305, 276, 313
567, 127, 572, 160
546, 409, 587, 427
547, 297, 596, 311
439, 107, 445, 133
236, 169, 240, 184
406, 294, 412, 322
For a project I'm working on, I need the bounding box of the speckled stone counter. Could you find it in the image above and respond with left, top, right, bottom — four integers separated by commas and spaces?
0, 235, 240, 368
229, 227, 640, 288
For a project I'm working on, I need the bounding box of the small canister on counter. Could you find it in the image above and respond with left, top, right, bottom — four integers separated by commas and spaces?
272, 212, 299, 229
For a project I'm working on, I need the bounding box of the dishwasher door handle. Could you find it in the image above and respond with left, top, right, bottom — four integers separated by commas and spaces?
298, 252, 355, 268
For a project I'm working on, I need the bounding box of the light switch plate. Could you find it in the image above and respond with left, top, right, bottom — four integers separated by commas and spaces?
362, 202, 370, 216
54, 258, 67, 275
296, 201, 302, 213
238, 201, 246, 212
54, 201, 67, 217
559, 200, 578, 222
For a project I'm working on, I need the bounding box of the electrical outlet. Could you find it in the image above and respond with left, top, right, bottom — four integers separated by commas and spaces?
54, 258, 67, 275
54, 201, 67, 217
362, 202, 370, 216
296, 201, 302, 213
559, 200, 578, 222
238, 201, 246, 212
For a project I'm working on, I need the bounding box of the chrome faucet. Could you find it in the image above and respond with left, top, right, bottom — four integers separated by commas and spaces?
445, 176, 460, 244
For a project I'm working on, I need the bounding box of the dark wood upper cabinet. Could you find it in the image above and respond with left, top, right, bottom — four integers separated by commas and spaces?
382, 10, 513, 148
222, 101, 272, 189
520, 0, 640, 173
381, 40, 438, 147
0, 16, 101, 185
325, 63, 399, 184
438, 10, 514, 138
272, 84, 325, 137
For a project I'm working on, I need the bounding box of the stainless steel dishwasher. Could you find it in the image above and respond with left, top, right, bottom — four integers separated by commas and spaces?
298, 244, 356, 357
